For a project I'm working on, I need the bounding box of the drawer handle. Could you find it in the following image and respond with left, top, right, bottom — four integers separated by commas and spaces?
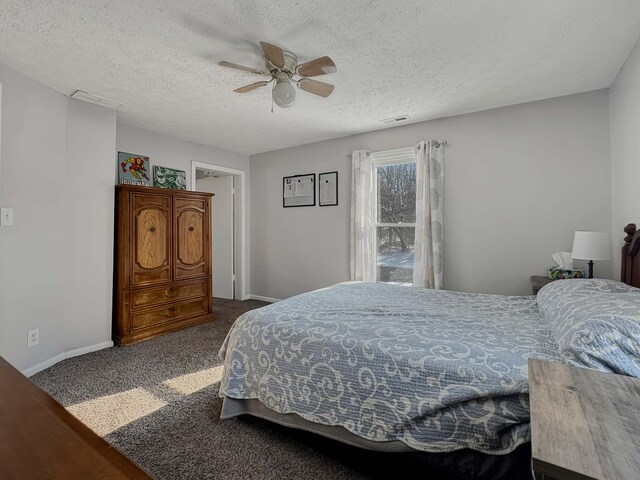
166, 306, 179, 317
165, 287, 177, 297
149, 226, 156, 232
189, 226, 194, 231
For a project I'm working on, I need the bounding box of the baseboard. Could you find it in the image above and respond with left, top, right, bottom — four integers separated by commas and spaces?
247, 294, 281, 303
22, 340, 114, 377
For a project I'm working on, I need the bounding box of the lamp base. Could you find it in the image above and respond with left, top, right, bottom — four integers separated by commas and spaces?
588, 260, 594, 279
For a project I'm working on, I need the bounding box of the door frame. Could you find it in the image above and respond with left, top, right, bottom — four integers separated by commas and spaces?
191, 161, 247, 300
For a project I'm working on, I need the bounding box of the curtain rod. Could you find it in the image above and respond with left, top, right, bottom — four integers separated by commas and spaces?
346, 140, 447, 158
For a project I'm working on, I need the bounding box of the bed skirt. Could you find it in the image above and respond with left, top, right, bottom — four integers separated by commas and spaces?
221, 396, 414, 452
221, 396, 534, 480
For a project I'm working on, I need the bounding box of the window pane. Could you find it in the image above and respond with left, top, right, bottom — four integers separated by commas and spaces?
376, 226, 414, 285
376, 162, 416, 223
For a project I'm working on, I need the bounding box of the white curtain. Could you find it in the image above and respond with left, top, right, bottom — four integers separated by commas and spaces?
413, 141, 445, 289
350, 150, 375, 281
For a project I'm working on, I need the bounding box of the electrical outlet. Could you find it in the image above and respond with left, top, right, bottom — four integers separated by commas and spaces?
28, 328, 39, 348
1, 208, 14, 226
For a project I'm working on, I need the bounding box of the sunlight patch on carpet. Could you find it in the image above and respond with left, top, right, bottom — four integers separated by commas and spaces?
163, 365, 224, 395
67, 388, 167, 436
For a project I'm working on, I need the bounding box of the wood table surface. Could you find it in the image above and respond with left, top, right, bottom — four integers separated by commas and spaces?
0, 356, 153, 480
529, 359, 640, 480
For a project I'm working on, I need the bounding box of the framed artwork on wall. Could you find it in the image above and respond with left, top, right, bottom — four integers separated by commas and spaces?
153, 166, 186, 190
319, 171, 338, 206
118, 151, 150, 186
283, 173, 315, 207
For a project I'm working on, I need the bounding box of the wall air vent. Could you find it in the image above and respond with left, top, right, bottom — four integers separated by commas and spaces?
380, 115, 411, 125
70, 90, 124, 109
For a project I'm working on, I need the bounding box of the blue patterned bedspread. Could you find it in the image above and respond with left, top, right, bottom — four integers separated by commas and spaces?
537, 279, 640, 376
219, 282, 561, 454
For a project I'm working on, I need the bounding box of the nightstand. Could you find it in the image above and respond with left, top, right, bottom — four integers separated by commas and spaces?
530, 275, 555, 295
529, 359, 640, 480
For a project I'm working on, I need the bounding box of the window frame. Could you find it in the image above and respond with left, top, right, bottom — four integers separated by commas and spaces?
370, 149, 417, 285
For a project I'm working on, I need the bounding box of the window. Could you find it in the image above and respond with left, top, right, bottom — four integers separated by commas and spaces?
371, 148, 416, 285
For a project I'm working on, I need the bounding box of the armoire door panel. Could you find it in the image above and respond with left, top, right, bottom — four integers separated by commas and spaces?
174, 198, 208, 280
136, 209, 167, 269
177, 210, 203, 264
131, 193, 172, 286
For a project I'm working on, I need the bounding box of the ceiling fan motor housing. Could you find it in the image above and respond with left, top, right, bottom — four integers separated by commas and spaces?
267, 50, 298, 74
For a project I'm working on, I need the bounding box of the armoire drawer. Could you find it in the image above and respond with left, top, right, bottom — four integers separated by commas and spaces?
131, 298, 209, 331
130, 280, 208, 310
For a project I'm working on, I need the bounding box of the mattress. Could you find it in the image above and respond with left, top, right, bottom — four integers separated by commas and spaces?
219, 282, 562, 454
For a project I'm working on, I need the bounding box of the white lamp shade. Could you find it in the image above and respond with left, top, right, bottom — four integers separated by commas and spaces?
272, 80, 296, 108
571, 231, 611, 261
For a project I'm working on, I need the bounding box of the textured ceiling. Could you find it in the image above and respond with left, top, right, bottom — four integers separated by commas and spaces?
1, 1, 639, 155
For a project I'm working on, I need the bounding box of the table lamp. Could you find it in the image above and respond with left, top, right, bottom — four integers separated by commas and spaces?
571, 231, 610, 279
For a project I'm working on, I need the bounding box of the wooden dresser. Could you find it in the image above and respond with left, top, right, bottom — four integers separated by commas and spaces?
0, 356, 153, 479
114, 185, 214, 345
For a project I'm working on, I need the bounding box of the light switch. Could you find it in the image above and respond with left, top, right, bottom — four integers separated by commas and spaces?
1, 208, 14, 226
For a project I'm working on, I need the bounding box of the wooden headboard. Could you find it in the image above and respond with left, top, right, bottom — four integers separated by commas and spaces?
621, 223, 640, 288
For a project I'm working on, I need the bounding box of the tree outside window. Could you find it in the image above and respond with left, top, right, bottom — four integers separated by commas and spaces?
375, 161, 416, 285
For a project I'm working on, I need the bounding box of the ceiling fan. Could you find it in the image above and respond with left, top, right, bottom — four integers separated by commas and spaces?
219, 41, 336, 108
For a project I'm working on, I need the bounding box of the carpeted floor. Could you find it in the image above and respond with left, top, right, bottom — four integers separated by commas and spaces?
31, 298, 382, 480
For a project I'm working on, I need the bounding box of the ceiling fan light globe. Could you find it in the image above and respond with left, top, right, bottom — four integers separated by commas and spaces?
272, 80, 296, 108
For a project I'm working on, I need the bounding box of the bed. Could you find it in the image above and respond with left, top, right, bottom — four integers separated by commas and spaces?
218, 225, 640, 479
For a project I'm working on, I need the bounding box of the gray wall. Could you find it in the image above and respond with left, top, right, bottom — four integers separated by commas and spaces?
610, 35, 640, 272
116, 124, 251, 299
0, 59, 618, 372
250, 91, 612, 299
0, 64, 251, 373
116, 124, 250, 189
64, 100, 117, 352
0, 62, 116, 372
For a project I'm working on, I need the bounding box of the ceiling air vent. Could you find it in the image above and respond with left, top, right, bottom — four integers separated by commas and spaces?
70, 90, 124, 109
380, 115, 411, 125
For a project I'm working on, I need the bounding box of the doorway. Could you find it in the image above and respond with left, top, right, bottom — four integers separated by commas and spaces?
192, 162, 246, 300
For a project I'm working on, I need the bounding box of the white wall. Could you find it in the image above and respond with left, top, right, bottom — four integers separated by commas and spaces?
116, 124, 251, 300
0, 62, 116, 373
610, 36, 640, 272
250, 91, 612, 299
64, 99, 117, 351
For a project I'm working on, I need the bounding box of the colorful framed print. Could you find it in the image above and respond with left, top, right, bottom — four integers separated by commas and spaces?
153, 165, 187, 190
118, 151, 150, 186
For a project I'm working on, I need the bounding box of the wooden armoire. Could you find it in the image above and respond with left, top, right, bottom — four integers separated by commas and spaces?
113, 185, 214, 345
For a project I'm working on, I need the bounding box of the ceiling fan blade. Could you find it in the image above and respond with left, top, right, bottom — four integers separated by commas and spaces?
260, 41, 285, 69
234, 81, 270, 93
298, 78, 335, 98
296, 56, 337, 77
219, 61, 267, 75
